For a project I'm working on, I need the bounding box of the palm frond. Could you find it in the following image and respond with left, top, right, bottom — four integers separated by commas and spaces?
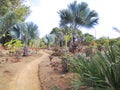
68, 1, 77, 16
113, 27, 120, 34
84, 10, 99, 28
79, 2, 88, 11
58, 9, 73, 27
0, 11, 17, 38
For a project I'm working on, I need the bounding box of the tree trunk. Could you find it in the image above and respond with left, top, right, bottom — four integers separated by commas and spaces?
47, 43, 50, 50
23, 46, 28, 56
72, 24, 77, 43
71, 26, 77, 53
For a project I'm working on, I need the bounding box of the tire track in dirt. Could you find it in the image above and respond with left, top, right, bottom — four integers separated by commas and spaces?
6, 51, 49, 90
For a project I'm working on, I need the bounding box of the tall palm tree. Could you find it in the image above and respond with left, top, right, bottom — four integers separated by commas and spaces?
58, 1, 99, 43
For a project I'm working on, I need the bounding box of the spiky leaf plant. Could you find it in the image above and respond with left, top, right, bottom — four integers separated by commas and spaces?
69, 45, 120, 90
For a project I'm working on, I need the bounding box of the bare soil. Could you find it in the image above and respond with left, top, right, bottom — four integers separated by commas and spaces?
0, 49, 73, 90
39, 50, 73, 90
0, 49, 43, 90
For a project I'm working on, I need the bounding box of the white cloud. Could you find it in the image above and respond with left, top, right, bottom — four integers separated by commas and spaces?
26, 0, 120, 38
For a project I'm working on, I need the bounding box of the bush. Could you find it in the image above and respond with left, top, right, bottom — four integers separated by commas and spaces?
116, 40, 120, 47
61, 55, 71, 73
70, 45, 120, 90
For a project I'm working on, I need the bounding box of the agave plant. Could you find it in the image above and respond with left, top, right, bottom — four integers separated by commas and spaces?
101, 45, 120, 90
69, 44, 120, 90
70, 55, 108, 90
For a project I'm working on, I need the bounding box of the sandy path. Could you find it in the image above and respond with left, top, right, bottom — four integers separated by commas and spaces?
6, 51, 49, 90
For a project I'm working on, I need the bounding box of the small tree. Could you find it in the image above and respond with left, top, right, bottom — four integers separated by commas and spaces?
84, 33, 95, 45
44, 34, 55, 50
5, 39, 24, 61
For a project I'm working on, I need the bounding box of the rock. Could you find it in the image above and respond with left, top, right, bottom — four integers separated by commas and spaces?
60, 74, 65, 78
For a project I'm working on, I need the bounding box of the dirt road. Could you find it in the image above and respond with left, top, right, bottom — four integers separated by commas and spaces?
5, 51, 49, 90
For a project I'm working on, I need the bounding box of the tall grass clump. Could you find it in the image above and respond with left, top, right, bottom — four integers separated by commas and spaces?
69, 45, 120, 90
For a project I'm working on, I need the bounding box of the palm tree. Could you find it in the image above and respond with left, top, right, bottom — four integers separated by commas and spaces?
51, 28, 65, 47
0, 11, 19, 46
11, 22, 39, 56
58, 1, 98, 43
51, 27, 72, 48
56, 31, 65, 47
44, 34, 55, 50
26, 22, 39, 46
0, 11, 17, 39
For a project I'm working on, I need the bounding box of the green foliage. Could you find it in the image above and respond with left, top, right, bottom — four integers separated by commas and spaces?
65, 34, 71, 47
44, 34, 55, 49
85, 36, 94, 43
58, 1, 99, 41
0, 11, 17, 39
11, 22, 39, 46
77, 30, 83, 37
4, 39, 24, 50
61, 54, 71, 73
109, 39, 117, 46
56, 32, 65, 47
70, 45, 120, 90
50, 28, 66, 47
115, 38, 120, 47
50, 27, 62, 34
44, 34, 55, 44
29, 37, 40, 48
0, 32, 12, 45
97, 37, 109, 46
84, 33, 94, 45
70, 55, 107, 89
0, 0, 30, 21
39, 38, 46, 48
50, 86, 60, 90
0, 0, 31, 44
51, 27, 72, 36
10, 22, 39, 56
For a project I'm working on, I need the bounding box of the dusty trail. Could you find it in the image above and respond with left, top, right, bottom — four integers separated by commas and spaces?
6, 51, 49, 90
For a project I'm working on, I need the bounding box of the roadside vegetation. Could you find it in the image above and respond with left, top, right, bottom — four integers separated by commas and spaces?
0, 0, 120, 90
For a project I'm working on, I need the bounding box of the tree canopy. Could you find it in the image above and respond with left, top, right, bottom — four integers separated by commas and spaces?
0, 0, 30, 21
58, 1, 99, 42
58, 1, 98, 29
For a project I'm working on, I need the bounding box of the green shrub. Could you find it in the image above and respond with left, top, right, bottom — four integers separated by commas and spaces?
50, 86, 60, 90
70, 45, 120, 90
61, 54, 70, 73
116, 40, 120, 47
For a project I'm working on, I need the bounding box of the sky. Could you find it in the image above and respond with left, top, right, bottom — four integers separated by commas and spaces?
25, 0, 120, 39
